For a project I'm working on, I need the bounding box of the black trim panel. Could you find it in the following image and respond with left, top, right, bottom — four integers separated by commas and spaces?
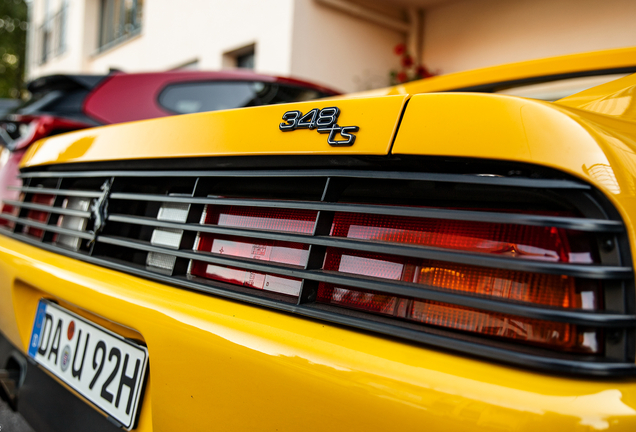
19, 168, 590, 189
4, 162, 635, 376
0, 332, 121, 432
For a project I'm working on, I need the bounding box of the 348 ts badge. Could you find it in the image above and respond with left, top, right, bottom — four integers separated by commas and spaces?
279, 106, 359, 146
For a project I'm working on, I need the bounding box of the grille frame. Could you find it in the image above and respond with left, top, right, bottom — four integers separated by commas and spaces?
3, 165, 635, 376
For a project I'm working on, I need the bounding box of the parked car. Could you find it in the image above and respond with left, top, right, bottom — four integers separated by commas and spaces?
0, 70, 340, 224
0, 99, 20, 116
2, 47, 636, 431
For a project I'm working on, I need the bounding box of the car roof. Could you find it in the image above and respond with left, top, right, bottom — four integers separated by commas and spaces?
83, 70, 340, 124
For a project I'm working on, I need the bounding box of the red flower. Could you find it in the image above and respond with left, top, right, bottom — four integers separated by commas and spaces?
394, 43, 406, 56
416, 65, 433, 78
401, 54, 413, 68
397, 71, 408, 83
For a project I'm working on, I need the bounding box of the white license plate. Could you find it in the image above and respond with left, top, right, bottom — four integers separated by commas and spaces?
28, 299, 148, 430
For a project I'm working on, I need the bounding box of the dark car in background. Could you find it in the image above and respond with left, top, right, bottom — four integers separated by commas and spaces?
0, 70, 340, 218
0, 70, 339, 149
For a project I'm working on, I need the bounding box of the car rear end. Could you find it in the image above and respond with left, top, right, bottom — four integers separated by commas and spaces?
0, 86, 635, 431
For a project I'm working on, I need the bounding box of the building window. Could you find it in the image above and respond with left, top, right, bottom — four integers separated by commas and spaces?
222, 44, 256, 70
236, 51, 254, 69
99, 0, 143, 51
37, 2, 67, 64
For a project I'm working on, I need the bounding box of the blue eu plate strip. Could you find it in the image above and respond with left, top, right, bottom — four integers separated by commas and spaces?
28, 300, 48, 358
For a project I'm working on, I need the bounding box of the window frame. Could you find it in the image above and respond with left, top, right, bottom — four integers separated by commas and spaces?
97, 0, 143, 52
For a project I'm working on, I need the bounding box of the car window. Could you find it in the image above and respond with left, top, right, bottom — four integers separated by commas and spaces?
158, 81, 327, 114
494, 73, 630, 101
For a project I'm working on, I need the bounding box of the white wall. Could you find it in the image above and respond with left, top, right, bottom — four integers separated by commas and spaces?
84, 0, 296, 75
28, 0, 403, 92
422, 0, 636, 74
28, 0, 297, 79
290, 0, 403, 92
28, 0, 87, 75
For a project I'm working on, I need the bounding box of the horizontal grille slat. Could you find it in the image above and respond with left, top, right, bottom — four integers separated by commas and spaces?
108, 213, 632, 278
0, 215, 94, 239
11, 186, 104, 198
108, 194, 622, 233
19, 169, 591, 190
3, 199, 92, 218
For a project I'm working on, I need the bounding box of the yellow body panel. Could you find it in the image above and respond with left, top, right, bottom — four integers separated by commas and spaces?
20, 95, 408, 168
1, 236, 636, 431
349, 46, 636, 97
392, 89, 636, 247
555, 72, 636, 115
6, 50, 636, 431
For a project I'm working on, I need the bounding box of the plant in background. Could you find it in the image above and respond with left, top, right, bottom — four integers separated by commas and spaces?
390, 43, 435, 85
0, 0, 28, 99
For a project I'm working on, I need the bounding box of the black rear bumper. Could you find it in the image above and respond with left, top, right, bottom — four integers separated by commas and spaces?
0, 331, 120, 432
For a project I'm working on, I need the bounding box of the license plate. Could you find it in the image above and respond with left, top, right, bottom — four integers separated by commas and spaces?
28, 299, 148, 430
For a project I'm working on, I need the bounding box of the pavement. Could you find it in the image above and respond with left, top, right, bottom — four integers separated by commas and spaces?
0, 398, 34, 432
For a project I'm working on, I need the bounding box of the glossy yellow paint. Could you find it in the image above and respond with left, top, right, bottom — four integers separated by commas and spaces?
348, 46, 636, 98
20, 95, 408, 168
8, 51, 636, 431
556, 72, 636, 116
391, 90, 636, 253
0, 236, 635, 431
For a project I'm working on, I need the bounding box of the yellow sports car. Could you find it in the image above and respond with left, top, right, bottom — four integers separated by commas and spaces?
1, 47, 636, 431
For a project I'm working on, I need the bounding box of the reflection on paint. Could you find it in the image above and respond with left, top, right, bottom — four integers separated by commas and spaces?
160, 304, 636, 431
580, 85, 636, 118
583, 164, 621, 194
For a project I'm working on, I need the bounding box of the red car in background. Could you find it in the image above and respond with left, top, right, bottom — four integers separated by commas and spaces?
0, 70, 340, 217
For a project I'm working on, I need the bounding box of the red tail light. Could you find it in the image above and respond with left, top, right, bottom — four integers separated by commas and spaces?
0, 202, 17, 228
315, 212, 602, 353
201, 205, 317, 233
330, 212, 594, 263
317, 284, 597, 352
320, 250, 590, 308
23, 194, 55, 238
189, 205, 317, 296
1, 115, 92, 151
189, 203, 603, 352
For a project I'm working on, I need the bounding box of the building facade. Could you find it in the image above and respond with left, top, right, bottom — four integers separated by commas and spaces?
26, 0, 636, 93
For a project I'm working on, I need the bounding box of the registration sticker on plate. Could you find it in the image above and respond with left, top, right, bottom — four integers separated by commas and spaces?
28, 299, 148, 430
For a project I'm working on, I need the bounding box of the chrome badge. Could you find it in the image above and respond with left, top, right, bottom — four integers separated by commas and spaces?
279, 106, 359, 146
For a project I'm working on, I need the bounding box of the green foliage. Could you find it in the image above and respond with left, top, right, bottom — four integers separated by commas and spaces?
0, 0, 27, 99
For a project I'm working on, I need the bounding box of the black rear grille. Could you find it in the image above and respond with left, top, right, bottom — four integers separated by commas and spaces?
2, 165, 635, 375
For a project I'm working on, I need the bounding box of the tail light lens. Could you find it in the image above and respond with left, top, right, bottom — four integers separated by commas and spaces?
202, 205, 317, 234
23, 194, 55, 238
0, 115, 91, 228
331, 212, 594, 263
315, 212, 602, 353
189, 205, 316, 296
0, 115, 91, 151
189, 206, 603, 351
0, 202, 18, 228
317, 282, 598, 353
